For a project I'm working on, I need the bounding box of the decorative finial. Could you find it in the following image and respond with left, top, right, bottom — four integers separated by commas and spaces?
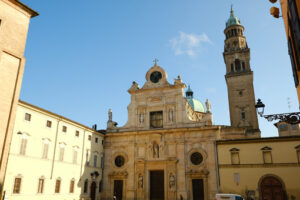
153, 58, 159, 66
230, 4, 234, 15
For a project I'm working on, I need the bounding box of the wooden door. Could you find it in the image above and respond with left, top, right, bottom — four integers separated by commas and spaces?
192, 179, 204, 200
114, 180, 123, 200
261, 176, 284, 200
90, 181, 96, 200
150, 170, 164, 200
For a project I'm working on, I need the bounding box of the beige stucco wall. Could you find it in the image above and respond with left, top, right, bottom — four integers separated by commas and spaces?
217, 138, 300, 199
0, 0, 37, 194
3, 101, 104, 200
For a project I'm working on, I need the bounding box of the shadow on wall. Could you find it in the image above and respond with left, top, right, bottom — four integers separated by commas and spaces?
78, 127, 105, 200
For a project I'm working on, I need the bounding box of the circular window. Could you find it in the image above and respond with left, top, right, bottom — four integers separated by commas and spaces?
114, 155, 125, 167
190, 152, 203, 165
150, 71, 162, 83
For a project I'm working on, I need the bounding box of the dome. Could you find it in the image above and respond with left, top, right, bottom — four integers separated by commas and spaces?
185, 85, 206, 112
187, 98, 206, 113
226, 7, 241, 28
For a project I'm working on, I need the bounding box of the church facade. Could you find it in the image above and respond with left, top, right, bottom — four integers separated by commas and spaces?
101, 61, 251, 199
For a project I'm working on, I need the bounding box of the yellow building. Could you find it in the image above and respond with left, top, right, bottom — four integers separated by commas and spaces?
217, 136, 300, 200
2, 100, 104, 200
0, 1, 38, 197
279, 0, 300, 105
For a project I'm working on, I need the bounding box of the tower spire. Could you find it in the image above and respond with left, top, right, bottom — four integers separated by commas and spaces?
223, 8, 260, 136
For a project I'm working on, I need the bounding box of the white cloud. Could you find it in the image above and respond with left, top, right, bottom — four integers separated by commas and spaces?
169, 32, 212, 57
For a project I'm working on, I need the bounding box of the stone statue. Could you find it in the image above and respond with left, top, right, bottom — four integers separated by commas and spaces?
169, 173, 175, 188
139, 113, 144, 124
169, 109, 173, 122
138, 174, 143, 188
108, 109, 112, 121
205, 99, 211, 113
153, 142, 159, 158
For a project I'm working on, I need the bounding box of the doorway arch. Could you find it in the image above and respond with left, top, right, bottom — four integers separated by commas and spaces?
90, 181, 97, 200
259, 174, 286, 200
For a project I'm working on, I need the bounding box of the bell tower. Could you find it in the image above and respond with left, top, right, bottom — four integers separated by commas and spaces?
223, 7, 260, 136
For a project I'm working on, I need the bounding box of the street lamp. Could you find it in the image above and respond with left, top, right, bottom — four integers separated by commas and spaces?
255, 99, 300, 124
255, 99, 265, 117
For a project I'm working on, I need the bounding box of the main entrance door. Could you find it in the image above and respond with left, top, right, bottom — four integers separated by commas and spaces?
113, 180, 123, 200
260, 176, 285, 200
192, 179, 204, 200
150, 170, 164, 200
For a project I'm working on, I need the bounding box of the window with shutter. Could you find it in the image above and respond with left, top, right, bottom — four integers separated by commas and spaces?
70, 179, 75, 193
20, 138, 27, 155
55, 179, 61, 193
13, 178, 22, 193
37, 178, 44, 193
42, 143, 49, 159
59, 147, 65, 161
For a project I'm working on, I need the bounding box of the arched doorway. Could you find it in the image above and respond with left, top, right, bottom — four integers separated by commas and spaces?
260, 175, 285, 200
90, 181, 97, 200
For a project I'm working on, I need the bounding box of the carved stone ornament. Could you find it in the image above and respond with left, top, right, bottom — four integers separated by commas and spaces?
128, 81, 140, 92
169, 173, 175, 189
138, 174, 143, 188
109, 171, 128, 177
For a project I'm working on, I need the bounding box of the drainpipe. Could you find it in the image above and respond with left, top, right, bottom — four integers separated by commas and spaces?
183, 132, 189, 199
214, 126, 221, 192
50, 118, 61, 179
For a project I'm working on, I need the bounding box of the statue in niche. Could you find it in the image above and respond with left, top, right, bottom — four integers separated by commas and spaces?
153, 142, 159, 158
169, 173, 175, 188
138, 174, 143, 188
108, 109, 112, 121
139, 113, 144, 124
168, 109, 173, 122
205, 99, 211, 113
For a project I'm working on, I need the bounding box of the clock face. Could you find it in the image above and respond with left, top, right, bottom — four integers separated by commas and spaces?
150, 71, 162, 83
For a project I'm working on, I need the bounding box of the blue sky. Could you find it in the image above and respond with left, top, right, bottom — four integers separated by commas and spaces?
21, 0, 298, 137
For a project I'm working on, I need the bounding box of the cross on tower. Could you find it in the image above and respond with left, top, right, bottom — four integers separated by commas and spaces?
153, 58, 159, 66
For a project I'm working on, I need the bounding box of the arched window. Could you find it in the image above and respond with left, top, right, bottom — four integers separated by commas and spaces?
13, 175, 22, 194
230, 148, 240, 164
55, 178, 61, 193
69, 178, 75, 193
233, 29, 237, 36
37, 176, 45, 193
73, 146, 79, 164
242, 62, 245, 71
19, 133, 29, 155
86, 149, 90, 166
231, 64, 234, 72
235, 59, 241, 72
42, 139, 50, 159
94, 154, 98, 167
84, 179, 88, 193
59, 143, 66, 161
241, 110, 246, 121
99, 180, 102, 193
261, 146, 273, 164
